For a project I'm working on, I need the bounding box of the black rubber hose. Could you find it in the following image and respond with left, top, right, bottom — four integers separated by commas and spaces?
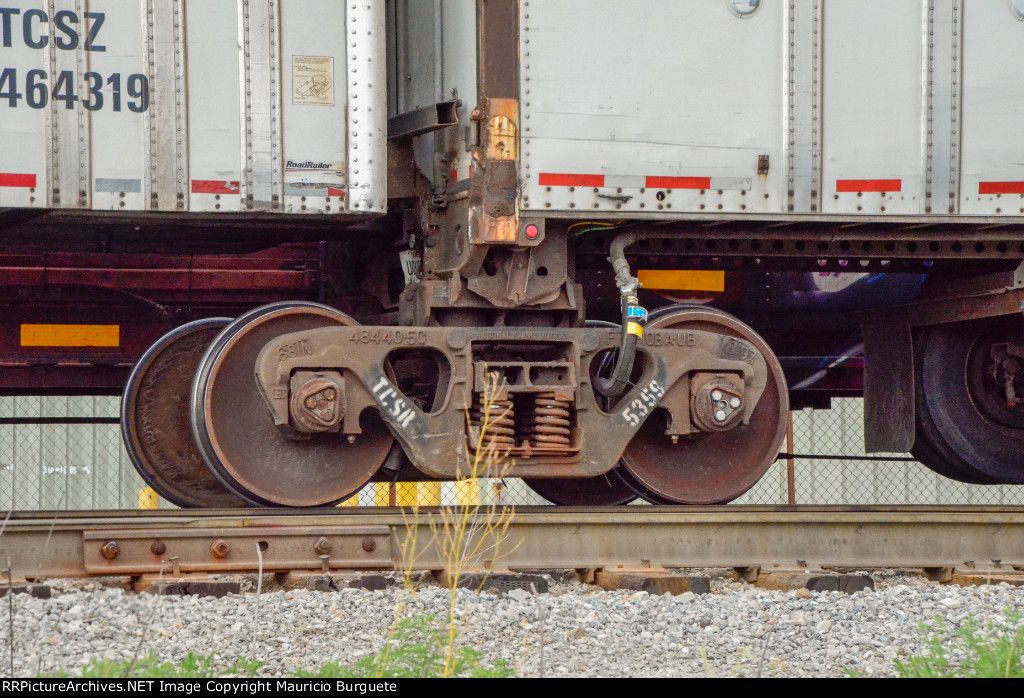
593, 333, 638, 398
593, 300, 640, 398
592, 231, 651, 398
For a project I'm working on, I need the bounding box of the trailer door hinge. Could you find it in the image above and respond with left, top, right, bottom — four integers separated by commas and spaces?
758, 154, 770, 175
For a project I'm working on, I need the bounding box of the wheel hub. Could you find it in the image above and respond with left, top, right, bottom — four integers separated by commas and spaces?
968, 338, 1024, 429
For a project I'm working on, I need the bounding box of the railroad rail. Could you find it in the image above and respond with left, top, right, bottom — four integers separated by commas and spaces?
1, 507, 1023, 581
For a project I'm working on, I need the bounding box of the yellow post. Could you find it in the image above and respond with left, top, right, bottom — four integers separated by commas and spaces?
453, 479, 480, 506
417, 481, 442, 506
374, 482, 391, 506
138, 487, 159, 510
396, 482, 418, 507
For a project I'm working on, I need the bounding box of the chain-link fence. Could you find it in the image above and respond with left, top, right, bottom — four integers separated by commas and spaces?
734, 398, 1024, 507
1, 396, 1022, 510
0, 396, 144, 510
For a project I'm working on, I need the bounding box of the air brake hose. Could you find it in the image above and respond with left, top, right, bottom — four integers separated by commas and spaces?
594, 232, 649, 398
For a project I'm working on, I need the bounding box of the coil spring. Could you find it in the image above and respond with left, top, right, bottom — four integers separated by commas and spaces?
471, 397, 516, 449
524, 392, 572, 447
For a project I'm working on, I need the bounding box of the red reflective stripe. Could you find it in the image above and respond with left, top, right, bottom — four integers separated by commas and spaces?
645, 176, 711, 189
979, 182, 1024, 195
539, 173, 605, 187
191, 180, 240, 194
0, 173, 36, 188
450, 170, 458, 182
836, 179, 901, 193
327, 187, 346, 197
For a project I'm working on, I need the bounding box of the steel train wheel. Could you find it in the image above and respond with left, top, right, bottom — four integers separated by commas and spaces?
522, 470, 637, 506
190, 302, 395, 507
912, 321, 1024, 484
620, 306, 789, 504
121, 318, 248, 508
523, 320, 638, 506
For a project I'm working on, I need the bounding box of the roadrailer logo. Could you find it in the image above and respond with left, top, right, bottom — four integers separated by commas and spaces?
286, 161, 334, 170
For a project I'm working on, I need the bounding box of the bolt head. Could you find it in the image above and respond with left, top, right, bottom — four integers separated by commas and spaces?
362, 538, 377, 553
100, 541, 120, 560
150, 541, 167, 556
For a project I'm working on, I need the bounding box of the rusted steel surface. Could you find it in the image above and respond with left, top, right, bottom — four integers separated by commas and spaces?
618, 307, 788, 505
191, 303, 395, 508
3, 507, 1024, 580
0, 242, 325, 393
0, 245, 322, 300
83, 526, 392, 575
469, 97, 521, 246
252, 324, 771, 480
478, 0, 520, 100
121, 319, 248, 509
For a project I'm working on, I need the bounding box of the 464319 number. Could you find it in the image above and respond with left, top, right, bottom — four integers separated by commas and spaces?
0, 68, 149, 112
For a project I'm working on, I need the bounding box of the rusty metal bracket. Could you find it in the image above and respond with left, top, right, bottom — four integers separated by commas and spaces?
83, 526, 391, 575
469, 98, 520, 245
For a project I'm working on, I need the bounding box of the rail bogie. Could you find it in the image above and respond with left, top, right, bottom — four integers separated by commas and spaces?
0, 1, 1022, 506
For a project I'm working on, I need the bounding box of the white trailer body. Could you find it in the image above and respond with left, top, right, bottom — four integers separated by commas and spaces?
394, 0, 1024, 220
521, 0, 1024, 219
0, 0, 386, 215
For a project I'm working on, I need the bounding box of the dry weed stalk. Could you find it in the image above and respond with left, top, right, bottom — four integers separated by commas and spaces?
381, 371, 520, 678
429, 370, 520, 677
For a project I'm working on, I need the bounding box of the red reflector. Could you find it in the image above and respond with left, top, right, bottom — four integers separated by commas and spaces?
524, 224, 540, 239
645, 176, 711, 190
191, 180, 240, 195
979, 182, 1024, 195
0, 173, 36, 188
836, 179, 902, 193
539, 173, 605, 187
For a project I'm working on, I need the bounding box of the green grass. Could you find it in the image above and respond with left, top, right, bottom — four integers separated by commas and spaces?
850, 610, 1024, 678
45, 652, 263, 678
296, 615, 513, 679
895, 612, 1024, 678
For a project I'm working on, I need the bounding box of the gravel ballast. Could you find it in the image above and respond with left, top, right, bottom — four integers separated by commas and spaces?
6, 573, 1024, 678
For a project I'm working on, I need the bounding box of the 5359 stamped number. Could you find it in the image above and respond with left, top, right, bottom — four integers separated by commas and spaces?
621, 380, 666, 428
